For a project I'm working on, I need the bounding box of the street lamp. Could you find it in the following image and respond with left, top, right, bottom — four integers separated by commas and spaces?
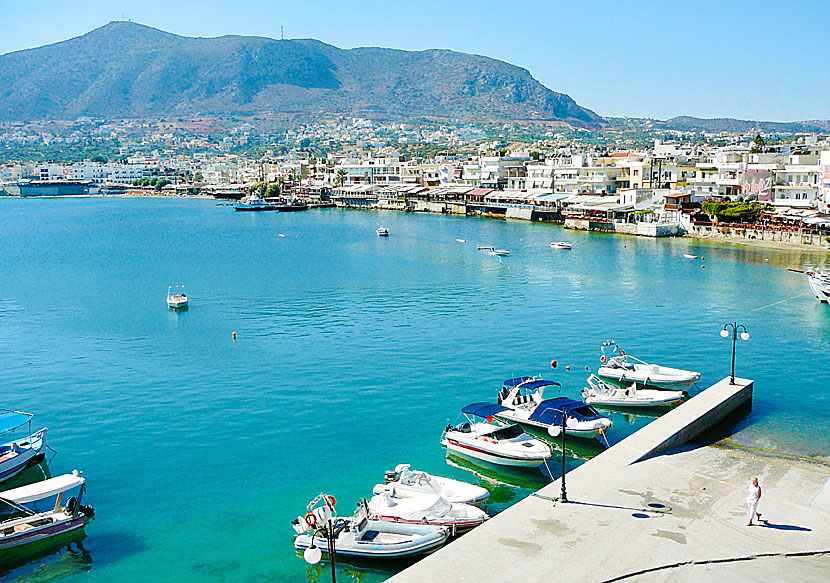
720, 322, 750, 385
547, 410, 570, 503
300, 494, 338, 583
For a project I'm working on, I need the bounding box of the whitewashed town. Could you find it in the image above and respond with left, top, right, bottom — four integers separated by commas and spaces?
3, 124, 830, 247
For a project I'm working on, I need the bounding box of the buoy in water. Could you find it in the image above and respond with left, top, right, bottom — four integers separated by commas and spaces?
585, 365, 589, 371
233, 331, 237, 340
565, 365, 571, 371
701, 265, 705, 269
550, 359, 557, 369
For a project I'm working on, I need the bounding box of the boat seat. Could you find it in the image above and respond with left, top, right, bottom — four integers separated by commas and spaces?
0, 452, 18, 462
360, 530, 380, 542
498, 388, 510, 402
513, 394, 533, 406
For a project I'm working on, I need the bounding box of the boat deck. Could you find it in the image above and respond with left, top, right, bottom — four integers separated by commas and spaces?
388, 377, 830, 583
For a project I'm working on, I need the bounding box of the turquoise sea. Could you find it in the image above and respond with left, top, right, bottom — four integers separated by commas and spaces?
1, 197, 828, 583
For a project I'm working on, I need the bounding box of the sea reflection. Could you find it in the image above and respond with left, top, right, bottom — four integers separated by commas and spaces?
0, 535, 90, 583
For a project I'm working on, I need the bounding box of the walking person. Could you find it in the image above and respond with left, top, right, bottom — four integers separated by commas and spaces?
747, 476, 762, 526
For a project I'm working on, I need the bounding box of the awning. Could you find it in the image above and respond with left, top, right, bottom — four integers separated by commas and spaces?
0, 410, 33, 434
0, 473, 85, 504
461, 402, 509, 418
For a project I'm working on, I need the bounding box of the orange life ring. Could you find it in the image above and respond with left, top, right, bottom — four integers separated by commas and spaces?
619, 350, 625, 356
325, 495, 336, 507
600, 355, 607, 364
304, 512, 317, 527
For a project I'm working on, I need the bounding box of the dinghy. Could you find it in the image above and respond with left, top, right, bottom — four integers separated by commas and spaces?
597, 342, 701, 389
683, 254, 698, 259
581, 374, 684, 408
367, 492, 488, 534
492, 377, 612, 439
0, 411, 47, 484
292, 498, 448, 561
488, 249, 509, 256
442, 403, 552, 467
376, 464, 489, 506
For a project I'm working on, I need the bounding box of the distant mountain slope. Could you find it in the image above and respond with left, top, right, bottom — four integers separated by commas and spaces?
0, 22, 601, 126
657, 116, 830, 134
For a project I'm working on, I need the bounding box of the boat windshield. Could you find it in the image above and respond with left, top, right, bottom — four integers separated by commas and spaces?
489, 425, 524, 441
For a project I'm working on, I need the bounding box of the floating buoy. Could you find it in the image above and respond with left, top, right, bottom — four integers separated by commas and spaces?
550, 359, 557, 369
324, 495, 337, 507
701, 256, 705, 260
585, 365, 590, 371
232, 331, 237, 340
565, 365, 571, 371
701, 265, 705, 269
304, 512, 317, 527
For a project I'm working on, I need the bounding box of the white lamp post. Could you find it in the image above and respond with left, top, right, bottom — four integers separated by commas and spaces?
720, 322, 749, 384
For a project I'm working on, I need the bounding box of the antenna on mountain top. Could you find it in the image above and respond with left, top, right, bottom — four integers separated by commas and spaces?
281, 26, 284, 40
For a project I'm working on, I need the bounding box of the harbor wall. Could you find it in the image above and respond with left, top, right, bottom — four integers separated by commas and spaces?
689, 223, 830, 248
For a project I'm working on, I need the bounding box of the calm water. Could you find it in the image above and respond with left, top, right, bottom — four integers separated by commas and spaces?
1, 198, 828, 582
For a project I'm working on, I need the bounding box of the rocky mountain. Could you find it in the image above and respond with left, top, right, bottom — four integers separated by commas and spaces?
0, 22, 601, 126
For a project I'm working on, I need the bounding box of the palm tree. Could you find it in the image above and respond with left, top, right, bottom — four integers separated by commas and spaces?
336, 169, 347, 187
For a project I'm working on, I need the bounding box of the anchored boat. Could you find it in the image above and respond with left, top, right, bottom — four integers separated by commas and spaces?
582, 374, 684, 409
376, 227, 389, 237
166, 285, 188, 310
0, 411, 47, 485
292, 498, 449, 561
493, 377, 612, 439
597, 342, 701, 389
442, 403, 552, 467
234, 193, 277, 211
376, 464, 489, 506
0, 471, 94, 555
367, 492, 488, 534
550, 241, 572, 249
488, 249, 509, 256
808, 271, 830, 303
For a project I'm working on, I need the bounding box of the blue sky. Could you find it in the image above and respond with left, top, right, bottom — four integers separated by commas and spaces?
1, 0, 827, 122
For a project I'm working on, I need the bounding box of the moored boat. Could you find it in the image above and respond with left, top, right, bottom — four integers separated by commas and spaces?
442, 403, 552, 467
166, 285, 188, 310
597, 342, 701, 389
488, 249, 509, 256
0, 411, 48, 485
550, 241, 572, 249
493, 377, 612, 439
683, 254, 698, 259
376, 227, 389, 237
376, 464, 489, 506
234, 193, 277, 211
0, 471, 94, 555
367, 492, 488, 534
292, 498, 448, 561
582, 374, 684, 409
808, 271, 830, 303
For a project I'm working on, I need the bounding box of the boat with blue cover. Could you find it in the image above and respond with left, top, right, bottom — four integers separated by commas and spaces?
493, 376, 612, 439
292, 498, 449, 561
0, 411, 48, 484
441, 403, 552, 467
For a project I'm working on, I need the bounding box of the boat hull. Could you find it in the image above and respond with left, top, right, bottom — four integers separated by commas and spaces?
441, 437, 548, 467
493, 412, 607, 440
0, 516, 86, 552
597, 366, 700, 390
293, 520, 448, 560
0, 429, 47, 484
808, 274, 830, 303
584, 395, 683, 408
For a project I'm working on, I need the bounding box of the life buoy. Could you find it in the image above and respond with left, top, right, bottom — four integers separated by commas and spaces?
325, 495, 336, 507
618, 350, 625, 356
304, 512, 317, 527
600, 355, 607, 364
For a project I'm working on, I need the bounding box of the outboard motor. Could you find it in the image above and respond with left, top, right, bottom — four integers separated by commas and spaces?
65, 496, 79, 516
80, 504, 95, 518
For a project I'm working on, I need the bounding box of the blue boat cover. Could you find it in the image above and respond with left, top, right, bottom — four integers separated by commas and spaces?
529, 398, 602, 425
516, 379, 560, 391
0, 411, 33, 434
503, 377, 534, 387
461, 402, 509, 418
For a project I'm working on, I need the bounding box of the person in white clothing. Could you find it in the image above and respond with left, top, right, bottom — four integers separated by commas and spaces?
746, 476, 762, 526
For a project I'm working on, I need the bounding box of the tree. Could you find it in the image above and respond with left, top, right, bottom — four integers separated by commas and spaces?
335, 169, 347, 187
529, 151, 541, 161
91, 154, 107, 163
194, 172, 204, 183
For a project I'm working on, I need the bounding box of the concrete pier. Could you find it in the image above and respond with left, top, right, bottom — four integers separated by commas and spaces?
390, 377, 830, 582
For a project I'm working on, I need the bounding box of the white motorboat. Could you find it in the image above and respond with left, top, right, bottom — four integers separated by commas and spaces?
367, 492, 488, 534
492, 377, 612, 440
683, 254, 698, 259
442, 403, 552, 467
376, 227, 389, 237
292, 497, 448, 561
808, 271, 830, 303
477, 245, 494, 251
0, 471, 94, 554
582, 374, 684, 408
488, 249, 509, 256
376, 464, 489, 506
166, 285, 188, 310
597, 342, 701, 389
456, 238, 467, 243
550, 241, 572, 250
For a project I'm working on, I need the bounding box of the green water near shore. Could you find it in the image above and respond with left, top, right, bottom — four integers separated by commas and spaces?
0, 198, 828, 582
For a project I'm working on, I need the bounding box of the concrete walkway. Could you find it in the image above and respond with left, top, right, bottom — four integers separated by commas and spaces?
389, 378, 830, 582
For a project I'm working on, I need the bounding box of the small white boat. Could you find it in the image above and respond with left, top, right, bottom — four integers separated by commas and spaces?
292, 497, 448, 561
0, 411, 47, 484
683, 254, 698, 259
367, 492, 488, 534
166, 285, 188, 310
0, 471, 94, 554
492, 377, 612, 439
477, 245, 494, 251
456, 238, 467, 243
375, 464, 489, 506
488, 249, 509, 256
550, 241, 572, 250
376, 227, 389, 237
808, 271, 830, 303
582, 374, 684, 408
597, 342, 701, 389
442, 403, 552, 467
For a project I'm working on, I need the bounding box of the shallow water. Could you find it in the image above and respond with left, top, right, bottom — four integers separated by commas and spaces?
0, 198, 828, 582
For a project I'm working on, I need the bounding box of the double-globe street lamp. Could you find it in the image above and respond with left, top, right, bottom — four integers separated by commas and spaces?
720, 322, 750, 385
301, 495, 338, 583
547, 409, 572, 503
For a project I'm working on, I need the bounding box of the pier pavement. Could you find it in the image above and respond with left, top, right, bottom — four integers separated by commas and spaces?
390, 377, 830, 582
